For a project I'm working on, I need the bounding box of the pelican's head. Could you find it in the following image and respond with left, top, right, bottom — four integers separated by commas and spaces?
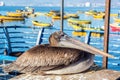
49, 31, 114, 58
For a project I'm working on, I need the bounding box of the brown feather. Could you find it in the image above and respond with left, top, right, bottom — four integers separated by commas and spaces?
4, 44, 84, 73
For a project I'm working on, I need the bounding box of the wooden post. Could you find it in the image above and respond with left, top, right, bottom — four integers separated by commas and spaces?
60, 0, 64, 32
103, 0, 111, 68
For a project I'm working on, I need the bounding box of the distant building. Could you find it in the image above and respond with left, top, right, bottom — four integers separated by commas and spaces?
0, 1, 4, 6
85, 2, 91, 7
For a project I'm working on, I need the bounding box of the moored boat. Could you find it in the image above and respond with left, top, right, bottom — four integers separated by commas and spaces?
6, 12, 23, 17
110, 23, 120, 32
70, 24, 104, 31
68, 18, 91, 24
110, 13, 118, 17
52, 15, 68, 20
45, 10, 60, 17
32, 20, 52, 28
0, 15, 25, 20
72, 31, 104, 37
85, 10, 97, 15
93, 14, 105, 19
66, 13, 79, 18
114, 18, 120, 23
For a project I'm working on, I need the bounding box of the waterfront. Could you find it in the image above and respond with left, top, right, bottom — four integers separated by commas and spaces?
0, 5, 120, 74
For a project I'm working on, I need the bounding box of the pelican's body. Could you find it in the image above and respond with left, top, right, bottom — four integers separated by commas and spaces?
4, 31, 114, 74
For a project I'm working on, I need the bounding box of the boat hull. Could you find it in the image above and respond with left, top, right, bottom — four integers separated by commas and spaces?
0, 16, 24, 20
32, 21, 52, 28
110, 23, 120, 32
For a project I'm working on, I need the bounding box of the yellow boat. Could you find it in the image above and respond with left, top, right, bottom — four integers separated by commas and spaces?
66, 14, 79, 18
45, 12, 55, 17
52, 15, 68, 20
110, 13, 118, 17
93, 14, 105, 19
7, 12, 23, 17
85, 10, 98, 15
0, 19, 24, 23
0, 15, 24, 20
68, 18, 91, 24
72, 31, 104, 37
114, 18, 120, 23
49, 10, 60, 15
32, 20, 52, 28
70, 24, 104, 31
45, 10, 60, 17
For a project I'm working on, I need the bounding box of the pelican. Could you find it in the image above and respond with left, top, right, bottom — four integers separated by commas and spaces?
4, 31, 114, 74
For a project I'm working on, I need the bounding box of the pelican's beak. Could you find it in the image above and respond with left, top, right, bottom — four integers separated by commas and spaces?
58, 34, 114, 58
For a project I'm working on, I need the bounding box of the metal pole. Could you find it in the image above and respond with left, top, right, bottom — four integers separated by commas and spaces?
60, 0, 64, 32
103, 0, 111, 68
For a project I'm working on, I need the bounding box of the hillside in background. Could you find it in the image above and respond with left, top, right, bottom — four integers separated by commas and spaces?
0, 0, 120, 7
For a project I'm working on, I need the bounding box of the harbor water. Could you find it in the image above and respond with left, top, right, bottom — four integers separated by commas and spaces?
0, 6, 120, 74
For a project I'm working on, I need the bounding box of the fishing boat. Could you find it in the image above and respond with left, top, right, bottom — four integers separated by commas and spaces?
6, 12, 23, 17
52, 15, 68, 20
72, 31, 104, 37
110, 13, 118, 17
0, 15, 25, 20
114, 18, 120, 23
66, 13, 79, 18
68, 18, 91, 24
92, 12, 105, 19
68, 18, 93, 30
45, 10, 60, 17
110, 23, 120, 32
70, 24, 104, 31
85, 10, 97, 15
93, 14, 105, 19
32, 20, 52, 28
49, 10, 60, 15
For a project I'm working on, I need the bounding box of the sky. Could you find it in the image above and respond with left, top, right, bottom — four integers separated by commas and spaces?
0, 0, 119, 7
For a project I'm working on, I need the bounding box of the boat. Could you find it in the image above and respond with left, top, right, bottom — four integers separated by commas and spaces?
110, 23, 120, 32
93, 14, 105, 19
110, 13, 118, 17
52, 15, 68, 20
16, 7, 34, 17
6, 12, 23, 17
0, 15, 25, 20
49, 10, 60, 15
68, 18, 93, 30
72, 31, 104, 37
66, 14, 79, 18
68, 18, 103, 31
114, 18, 120, 23
85, 10, 97, 15
92, 12, 105, 19
45, 10, 60, 17
32, 20, 52, 28
70, 24, 104, 31
68, 18, 91, 24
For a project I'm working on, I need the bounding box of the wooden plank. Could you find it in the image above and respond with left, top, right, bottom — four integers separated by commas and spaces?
10, 69, 120, 80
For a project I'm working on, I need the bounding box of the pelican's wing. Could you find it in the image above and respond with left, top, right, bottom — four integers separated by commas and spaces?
4, 45, 83, 73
